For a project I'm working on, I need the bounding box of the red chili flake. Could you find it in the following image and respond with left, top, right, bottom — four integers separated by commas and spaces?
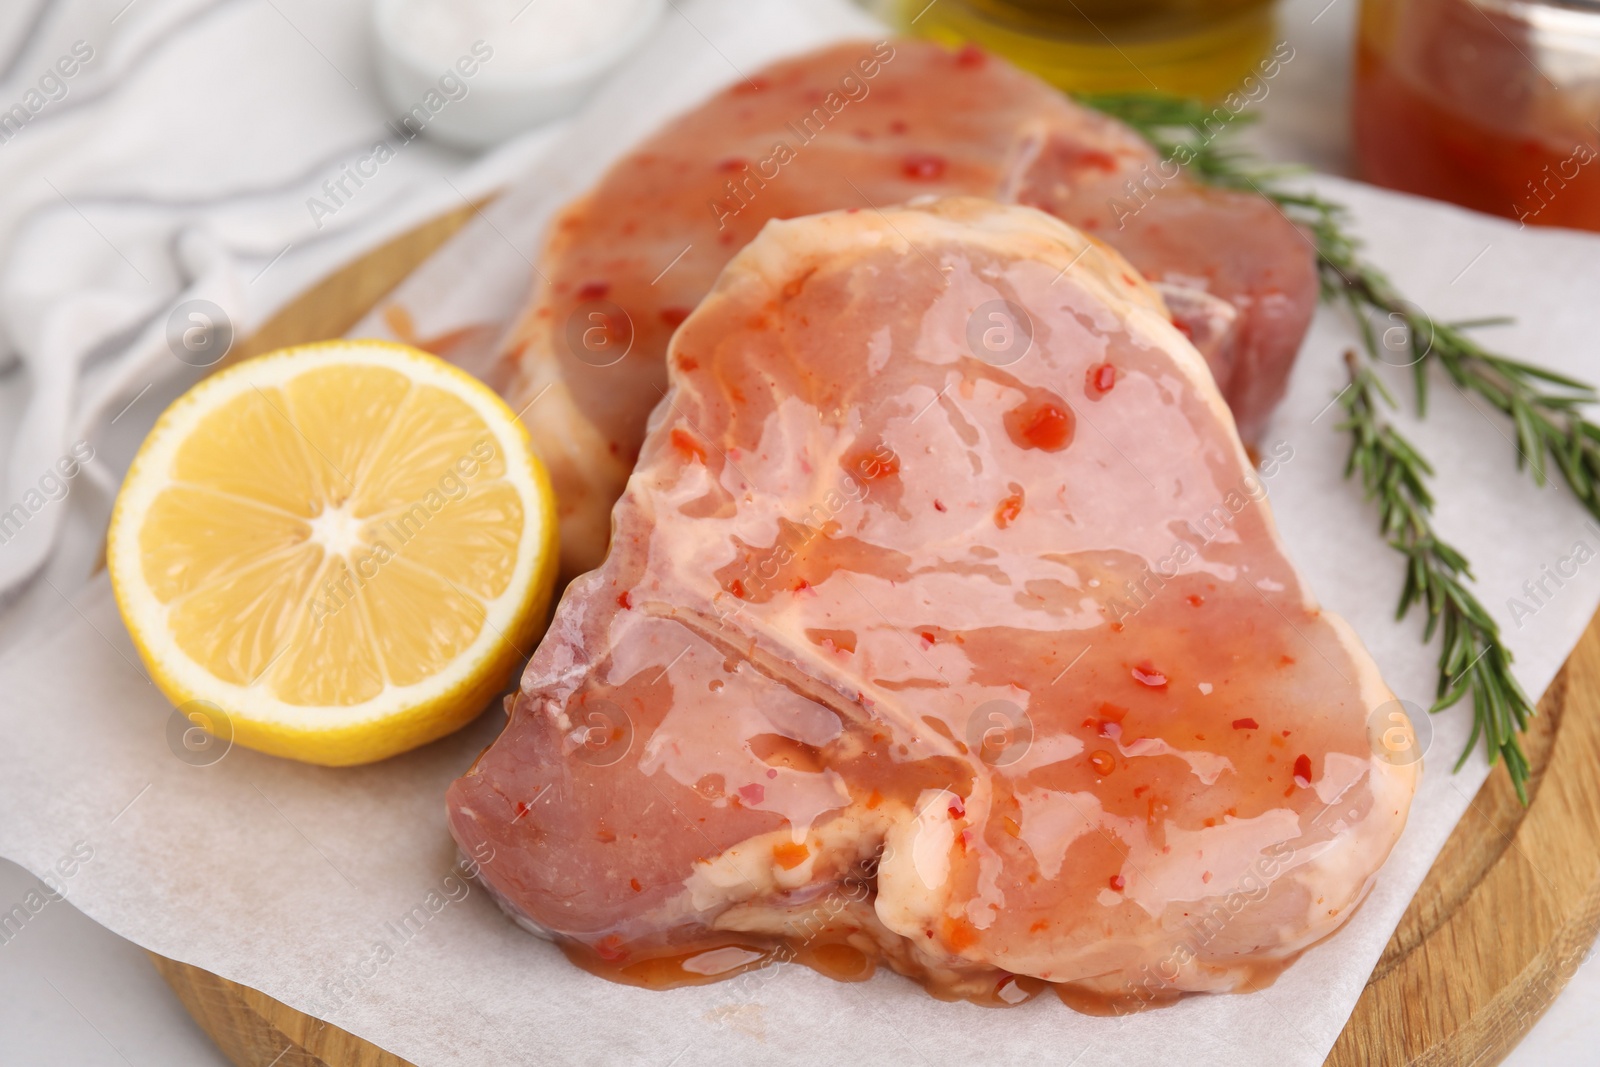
616, 591, 632, 610
1187, 594, 1205, 607
670, 427, 707, 463
716, 157, 747, 173
1109, 874, 1126, 892
1173, 317, 1194, 340
933, 499, 947, 512
1132, 785, 1148, 797
732, 77, 770, 94
738, 783, 765, 805
1086, 362, 1117, 395
1293, 754, 1313, 786
793, 579, 810, 593
948, 795, 966, 819
901, 153, 947, 180
920, 631, 936, 646
1232, 717, 1259, 730
994, 492, 1024, 529
1088, 750, 1115, 776
1131, 661, 1167, 688
514, 801, 529, 818
728, 578, 746, 599
1201, 871, 1213, 884
888, 119, 908, 135
575, 281, 610, 301
955, 42, 985, 67
675, 353, 698, 371
630, 878, 642, 892
1280, 655, 1297, 666
661, 307, 691, 327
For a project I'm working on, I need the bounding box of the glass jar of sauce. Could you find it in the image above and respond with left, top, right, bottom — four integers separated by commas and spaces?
1354, 0, 1600, 230
873, 0, 1280, 97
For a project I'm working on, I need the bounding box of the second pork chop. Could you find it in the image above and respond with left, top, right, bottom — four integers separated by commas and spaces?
497, 38, 1319, 574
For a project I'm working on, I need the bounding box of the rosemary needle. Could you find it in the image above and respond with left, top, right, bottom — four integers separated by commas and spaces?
1338, 353, 1534, 802
1076, 92, 1592, 800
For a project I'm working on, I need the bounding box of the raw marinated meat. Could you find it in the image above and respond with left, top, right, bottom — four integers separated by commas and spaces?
448, 199, 1415, 1009
498, 38, 1318, 575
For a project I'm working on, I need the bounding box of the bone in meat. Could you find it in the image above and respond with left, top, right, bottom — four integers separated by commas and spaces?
449, 198, 1414, 1009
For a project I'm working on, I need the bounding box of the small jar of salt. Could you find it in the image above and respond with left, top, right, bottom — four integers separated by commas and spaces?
372, 0, 664, 149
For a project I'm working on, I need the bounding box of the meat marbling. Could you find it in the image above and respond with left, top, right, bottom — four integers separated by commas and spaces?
448, 199, 1416, 1009
498, 38, 1320, 576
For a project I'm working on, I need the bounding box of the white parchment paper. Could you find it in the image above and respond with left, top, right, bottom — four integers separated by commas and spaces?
4, 1, 1600, 1064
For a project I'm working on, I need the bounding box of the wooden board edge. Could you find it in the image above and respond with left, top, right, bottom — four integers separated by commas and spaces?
1326, 607, 1600, 1065
149, 952, 416, 1067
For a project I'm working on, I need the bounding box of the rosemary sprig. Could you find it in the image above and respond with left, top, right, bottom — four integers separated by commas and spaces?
1339, 352, 1534, 801
1078, 91, 1599, 799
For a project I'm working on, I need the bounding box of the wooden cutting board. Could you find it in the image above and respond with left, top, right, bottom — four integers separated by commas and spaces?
147, 207, 1600, 1067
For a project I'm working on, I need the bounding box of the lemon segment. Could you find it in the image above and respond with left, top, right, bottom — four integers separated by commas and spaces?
108, 340, 558, 766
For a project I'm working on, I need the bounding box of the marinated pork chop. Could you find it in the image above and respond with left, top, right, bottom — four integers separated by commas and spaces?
449, 199, 1415, 1008
501, 38, 1319, 575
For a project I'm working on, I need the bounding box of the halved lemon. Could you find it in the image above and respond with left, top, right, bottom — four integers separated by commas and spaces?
108, 340, 558, 766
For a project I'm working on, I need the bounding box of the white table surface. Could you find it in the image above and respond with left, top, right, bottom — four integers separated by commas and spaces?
1, 0, 1597, 1064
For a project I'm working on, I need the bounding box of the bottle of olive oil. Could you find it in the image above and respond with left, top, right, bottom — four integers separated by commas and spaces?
874, 0, 1279, 98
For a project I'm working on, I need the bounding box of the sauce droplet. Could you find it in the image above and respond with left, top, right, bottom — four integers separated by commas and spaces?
772, 841, 809, 870
901, 153, 947, 180
1005, 399, 1075, 452
995, 490, 1024, 529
